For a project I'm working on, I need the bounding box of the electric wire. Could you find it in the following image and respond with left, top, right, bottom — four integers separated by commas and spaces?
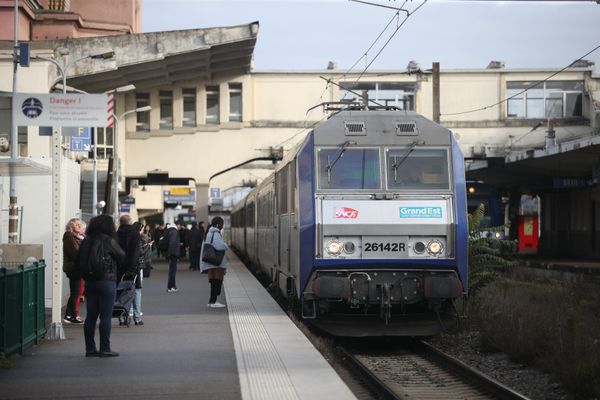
441, 43, 600, 116
275, 1, 425, 149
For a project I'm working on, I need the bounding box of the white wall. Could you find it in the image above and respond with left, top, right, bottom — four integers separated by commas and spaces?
0, 157, 81, 307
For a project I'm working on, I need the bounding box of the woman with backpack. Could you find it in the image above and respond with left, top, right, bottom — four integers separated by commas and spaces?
76, 214, 125, 358
200, 217, 229, 308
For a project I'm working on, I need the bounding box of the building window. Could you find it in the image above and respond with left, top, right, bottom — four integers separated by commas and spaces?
136, 93, 150, 132
229, 83, 242, 122
507, 81, 583, 119
159, 90, 173, 129
18, 126, 27, 157
183, 88, 196, 127
206, 86, 219, 124
339, 82, 416, 110
90, 127, 114, 159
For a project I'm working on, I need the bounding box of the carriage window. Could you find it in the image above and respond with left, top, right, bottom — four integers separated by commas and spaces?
317, 148, 380, 190
386, 149, 449, 190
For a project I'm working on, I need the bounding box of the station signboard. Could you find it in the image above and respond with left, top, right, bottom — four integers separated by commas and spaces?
14, 93, 111, 127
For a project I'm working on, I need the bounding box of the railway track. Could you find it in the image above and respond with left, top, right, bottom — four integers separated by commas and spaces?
339, 340, 531, 400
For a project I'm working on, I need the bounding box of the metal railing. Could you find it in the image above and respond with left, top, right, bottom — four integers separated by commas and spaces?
0, 261, 46, 356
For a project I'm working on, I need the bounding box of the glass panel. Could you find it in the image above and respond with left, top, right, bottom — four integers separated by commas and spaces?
136, 92, 150, 132
317, 148, 380, 190
159, 90, 173, 129
105, 148, 113, 158
97, 148, 105, 158
183, 88, 196, 127
546, 93, 563, 118
526, 88, 544, 118
229, 83, 242, 122
206, 86, 220, 124
105, 127, 114, 146
507, 98, 524, 118
546, 81, 583, 91
565, 93, 583, 117
97, 128, 105, 145
386, 149, 449, 190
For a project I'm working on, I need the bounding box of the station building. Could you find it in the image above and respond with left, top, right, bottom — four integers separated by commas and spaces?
1, 1, 600, 303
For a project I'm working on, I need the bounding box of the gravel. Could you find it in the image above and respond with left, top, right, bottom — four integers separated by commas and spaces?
429, 330, 576, 400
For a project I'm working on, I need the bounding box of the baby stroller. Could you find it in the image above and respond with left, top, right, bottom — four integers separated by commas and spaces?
113, 276, 136, 327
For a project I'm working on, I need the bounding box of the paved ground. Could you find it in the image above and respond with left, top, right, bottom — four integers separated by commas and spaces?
0, 258, 240, 400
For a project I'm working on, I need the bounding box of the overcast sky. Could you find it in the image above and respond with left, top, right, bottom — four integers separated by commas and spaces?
143, 0, 600, 73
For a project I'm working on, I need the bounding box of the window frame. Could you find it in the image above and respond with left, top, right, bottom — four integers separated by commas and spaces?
506, 81, 584, 119
339, 82, 416, 110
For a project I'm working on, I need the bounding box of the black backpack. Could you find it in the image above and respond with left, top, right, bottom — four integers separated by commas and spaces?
80, 237, 112, 281
158, 232, 170, 253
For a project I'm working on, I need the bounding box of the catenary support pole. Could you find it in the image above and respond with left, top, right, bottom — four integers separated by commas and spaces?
432, 62, 440, 123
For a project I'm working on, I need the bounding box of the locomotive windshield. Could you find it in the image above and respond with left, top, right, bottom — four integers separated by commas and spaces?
317, 148, 380, 190
386, 148, 450, 190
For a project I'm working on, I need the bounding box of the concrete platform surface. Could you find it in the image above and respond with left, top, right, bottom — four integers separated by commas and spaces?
0, 252, 357, 400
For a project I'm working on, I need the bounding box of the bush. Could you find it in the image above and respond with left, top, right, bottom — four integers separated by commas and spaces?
468, 203, 516, 297
475, 279, 600, 397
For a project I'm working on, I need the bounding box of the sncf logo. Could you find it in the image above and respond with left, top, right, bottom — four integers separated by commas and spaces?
335, 207, 359, 219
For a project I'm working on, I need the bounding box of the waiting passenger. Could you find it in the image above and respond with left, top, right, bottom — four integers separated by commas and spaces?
76, 214, 125, 357
63, 217, 85, 324
200, 217, 229, 308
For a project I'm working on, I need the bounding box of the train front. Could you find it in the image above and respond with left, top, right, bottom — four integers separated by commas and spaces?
298, 110, 468, 336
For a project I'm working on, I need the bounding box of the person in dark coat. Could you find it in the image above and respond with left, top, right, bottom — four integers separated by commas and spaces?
116, 214, 141, 282
165, 222, 181, 292
187, 222, 202, 270
76, 214, 125, 357
63, 217, 85, 324
130, 221, 149, 325
152, 223, 164, 257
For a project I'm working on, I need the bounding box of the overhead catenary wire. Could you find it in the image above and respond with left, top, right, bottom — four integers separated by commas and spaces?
441, 43, 600, 117
275, 1, 427, 149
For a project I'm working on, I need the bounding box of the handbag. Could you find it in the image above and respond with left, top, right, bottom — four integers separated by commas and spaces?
202, 231, 225, 265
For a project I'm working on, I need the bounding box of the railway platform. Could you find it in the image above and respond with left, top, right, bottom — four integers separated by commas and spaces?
512, 257, 600, 283
0, 252, 356, 400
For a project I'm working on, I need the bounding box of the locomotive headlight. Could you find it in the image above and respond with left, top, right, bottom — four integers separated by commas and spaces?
343, 241, 356, 254
326, 240, 343, 256
426, 239, 443, 255
414, 241, 426, 254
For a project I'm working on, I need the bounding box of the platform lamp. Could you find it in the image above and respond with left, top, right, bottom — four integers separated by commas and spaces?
112, 105, 152, 222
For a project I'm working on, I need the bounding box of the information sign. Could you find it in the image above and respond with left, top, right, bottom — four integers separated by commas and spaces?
14, 93, 111, 127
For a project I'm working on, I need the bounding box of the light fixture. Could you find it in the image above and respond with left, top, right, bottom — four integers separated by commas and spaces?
141, 185, 147, 192
427, 240, 443, 256
326, 240, 343, 256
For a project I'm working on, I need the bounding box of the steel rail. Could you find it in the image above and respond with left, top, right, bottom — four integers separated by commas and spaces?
420, 341, 531, 400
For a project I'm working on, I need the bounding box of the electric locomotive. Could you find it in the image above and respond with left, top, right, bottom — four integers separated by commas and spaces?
231, 109, 468, 336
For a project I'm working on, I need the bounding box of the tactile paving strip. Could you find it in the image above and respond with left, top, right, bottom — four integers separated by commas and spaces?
224, 265, 301, 400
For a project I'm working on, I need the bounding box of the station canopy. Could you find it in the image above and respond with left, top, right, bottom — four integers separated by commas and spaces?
20, 22, 259, 93
466, 134, 600, 187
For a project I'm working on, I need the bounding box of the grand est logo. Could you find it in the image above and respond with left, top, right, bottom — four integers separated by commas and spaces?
334, 207, 359, 219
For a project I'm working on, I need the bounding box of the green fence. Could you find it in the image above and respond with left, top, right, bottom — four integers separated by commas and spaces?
0, 261, 46, 356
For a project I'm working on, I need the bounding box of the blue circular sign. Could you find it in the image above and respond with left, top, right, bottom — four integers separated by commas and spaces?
21, 97, 43, 119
